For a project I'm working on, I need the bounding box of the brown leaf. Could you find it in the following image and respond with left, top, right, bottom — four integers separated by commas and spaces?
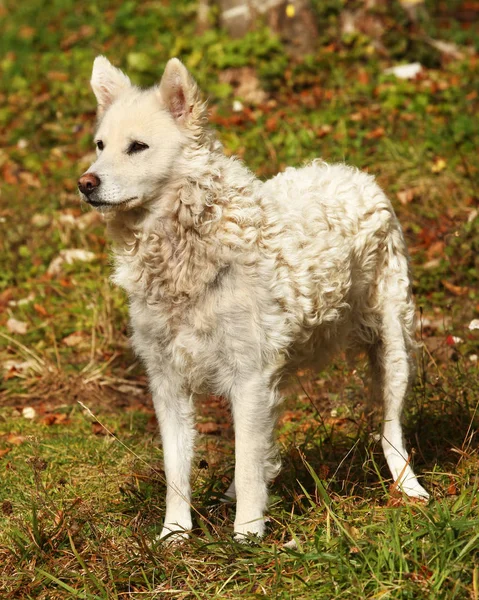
6, 434, 26, 445
41, 413, 69, 426
397, 189, 414, 205
0, 448, 11, 458
396, 187, 421, 206
2, 162, 20, 185
18, 171, 41, 188
19, 26, 35, 40
365, 127, 385, 140
47, 71, 69, 82
446, 478, 457, 496
317, 124, 333, 137
62, 331, 87, 347
358, 70, 369, 85
196, 422, 222, 435
34, 303, 48, 317
265, 116, 278, 132
442, 280, 469, 296
0, 288, 14, 312
279, 410, 298, 425
92, 422, 112, 436
426, 240, 445, 259
60, 25, 95, 50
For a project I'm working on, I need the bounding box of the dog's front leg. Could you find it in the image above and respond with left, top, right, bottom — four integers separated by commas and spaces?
231, 377, 279, 540
150, 373, 196, 541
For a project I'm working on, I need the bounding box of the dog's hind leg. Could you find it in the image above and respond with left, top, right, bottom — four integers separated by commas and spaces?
371, 250, 429, 499
150, 372, 196, 541
230, 376, 280, 539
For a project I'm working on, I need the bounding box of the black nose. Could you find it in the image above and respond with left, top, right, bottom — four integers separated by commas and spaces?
78, 173, 101, 196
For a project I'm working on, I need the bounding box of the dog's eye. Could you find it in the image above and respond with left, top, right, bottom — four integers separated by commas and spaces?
96, 140, 104, 151
127, 141, 149, 155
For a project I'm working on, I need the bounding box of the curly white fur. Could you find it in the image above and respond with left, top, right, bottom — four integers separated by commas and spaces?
80, 57, 429, 541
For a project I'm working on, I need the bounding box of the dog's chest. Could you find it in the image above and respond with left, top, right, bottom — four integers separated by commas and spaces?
126, 262, 278, 389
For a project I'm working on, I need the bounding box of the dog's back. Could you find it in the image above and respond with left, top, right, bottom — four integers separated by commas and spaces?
259, 161, 413, 369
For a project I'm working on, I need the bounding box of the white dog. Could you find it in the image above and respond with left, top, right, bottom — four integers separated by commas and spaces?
78, 56, 429, 540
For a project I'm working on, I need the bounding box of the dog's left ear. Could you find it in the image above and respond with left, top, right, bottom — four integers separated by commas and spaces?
158, 58, 201, 123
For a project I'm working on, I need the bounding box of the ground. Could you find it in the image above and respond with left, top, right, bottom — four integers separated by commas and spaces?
0, 1, 478, 598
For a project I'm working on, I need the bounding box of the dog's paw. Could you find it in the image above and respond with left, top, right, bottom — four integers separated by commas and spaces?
392, 477, 430, 501
401, 482, 430, 500
158, 524, 191, 545
233, 532, 262, 544
233, 517, 265, 542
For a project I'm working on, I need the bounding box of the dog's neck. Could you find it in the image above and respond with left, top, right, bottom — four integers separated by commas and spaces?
104, 143, 262, 302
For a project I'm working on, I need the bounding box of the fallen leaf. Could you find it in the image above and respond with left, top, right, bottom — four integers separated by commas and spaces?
31, 213, 50, 228
3, 359, 37, 378
0, 448, 11, 458
197, 422, 222, 435
428, 38, 464, 60
384, 62, 422, 80
218, 67, 266, 104
6, 434, 26, 445
61, 25, 95, 49
446, 478, 457, 496
265, 116, 278, 132
397, 188, 415, 205
432, 157, 447, 173
365, 127, 385, 139
6, 318, 28, 335
92, 422, 112, 436
317, 124, 333, 137
116, 384, 143, 396
358, 70, 369, 85
19, 26, 35, 40
18, 171, 41, 188
426, 240, 445, 259
34, 303, 48, 317
41, 413, 69, 426
47, 71, 69, 82
423, 258, 441, 270
62, 331, 88, 347
47, 249, 96, 276
0, 288, 15, 311
2, 162, 20, 185
13, 293, 35, 307
442, 280, 468, 296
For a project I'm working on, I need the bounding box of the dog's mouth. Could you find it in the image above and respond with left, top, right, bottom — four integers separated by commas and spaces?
85, 196, 139, 210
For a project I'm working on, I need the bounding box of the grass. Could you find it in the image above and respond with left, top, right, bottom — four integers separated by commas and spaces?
1, 0, 479, 597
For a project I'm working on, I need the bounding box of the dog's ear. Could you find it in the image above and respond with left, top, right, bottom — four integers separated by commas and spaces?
91, 56, 131, 117
158, 58, 201, 123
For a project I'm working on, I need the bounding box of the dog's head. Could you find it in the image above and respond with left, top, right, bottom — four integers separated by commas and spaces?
78, 56, 205, 212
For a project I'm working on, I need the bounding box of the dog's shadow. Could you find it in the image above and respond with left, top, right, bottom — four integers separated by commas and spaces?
272, 390, 477, 508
